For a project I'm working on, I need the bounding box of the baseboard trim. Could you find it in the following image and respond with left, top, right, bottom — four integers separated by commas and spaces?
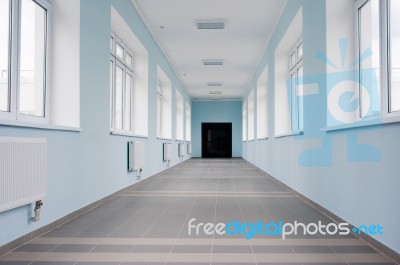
248, 161, 400, 264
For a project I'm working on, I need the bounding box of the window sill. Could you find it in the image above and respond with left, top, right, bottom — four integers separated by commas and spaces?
321, 115, 400, 132
0, 120, 83, 132
256, 137, 269, 140
110, 131, 148, 138
274, 131, 302, 138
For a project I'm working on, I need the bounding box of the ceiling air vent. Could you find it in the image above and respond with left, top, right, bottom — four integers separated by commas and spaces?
195, 19, 225, 30
209, 91, 222, 95
203, 59, 224, 66
207, 82, 223, 87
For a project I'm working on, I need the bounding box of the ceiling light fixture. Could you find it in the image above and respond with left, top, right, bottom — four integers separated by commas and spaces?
207, 82, 223, 87
202, 59, 224, 66
195, 19, 226, 29
208, 91, 222, 95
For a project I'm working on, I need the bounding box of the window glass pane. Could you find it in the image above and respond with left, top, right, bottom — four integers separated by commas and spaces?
115, 65, 123, 130
110, 36, 114, 52
0, 0, 10, 112
126, 53, 132, 68
19, 0, 47, 117
157, 81, 162, 95
297, 43, 303, 58
116, 43, 123, 59
110, 60, 114, 128
390, 0, 400, 112
359, 0, 381, 117
157, 95, 162, 137
297, 66, 304, 131
290, 72, 298, 131
290, 51, 296, 68
124, 73, 132, 131
242, 103, 247, 141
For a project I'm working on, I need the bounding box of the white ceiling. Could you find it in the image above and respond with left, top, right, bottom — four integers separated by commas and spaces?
133, 0, 286, 100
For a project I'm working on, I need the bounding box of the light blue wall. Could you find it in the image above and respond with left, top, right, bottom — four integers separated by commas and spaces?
242, 0, 400, 253
191, 101, 242, 157
0, 0, 191, 247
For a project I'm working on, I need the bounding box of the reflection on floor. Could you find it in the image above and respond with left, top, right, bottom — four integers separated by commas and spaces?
0, 159, 397, 265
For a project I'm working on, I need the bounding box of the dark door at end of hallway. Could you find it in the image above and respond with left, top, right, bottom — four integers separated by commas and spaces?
201, 123, 232, 158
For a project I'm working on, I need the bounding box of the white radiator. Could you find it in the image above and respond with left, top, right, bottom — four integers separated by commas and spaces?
163, 143, 171, 162
187, 143, 192, 155
178, 143, 185, 158
0, 137, 47, 212
128, 141, 144, 171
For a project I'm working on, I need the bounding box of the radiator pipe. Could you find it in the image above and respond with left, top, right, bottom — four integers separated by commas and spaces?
32, 200, 43, 222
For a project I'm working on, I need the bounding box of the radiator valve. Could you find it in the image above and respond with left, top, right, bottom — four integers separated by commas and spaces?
32, 200, 43, 222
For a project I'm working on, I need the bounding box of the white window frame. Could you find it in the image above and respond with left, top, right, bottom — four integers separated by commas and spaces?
110, 32, 134, 134
355, 0, 400, 124
382, 0, 400, 120
185, 101, 191, 141
0, 0, 51, 124
289, 38, 303, 133
157, 80, 163, 138
175, 89, 184, 141
247, 89, 255, 141
242, 102, 247, 141
256, 66, 268, 139
156, 66, 172, 140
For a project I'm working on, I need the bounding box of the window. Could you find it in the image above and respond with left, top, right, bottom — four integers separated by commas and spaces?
185, 101, 191, 141
0, 0, 50, 123
247, 89, 255, 141
110, 33, 133, 133
357, 0, 381, 118
176, 90, 184, 141
242, 102, 247, 141
111, 7, 148, 136
257, 66, 268, 139
355, 0, 400, 121
289, 39, 304, 132
157, 66, 172, 139
389, 0, 400, 112
274, 7, 302, 136
0, 0, 10, 113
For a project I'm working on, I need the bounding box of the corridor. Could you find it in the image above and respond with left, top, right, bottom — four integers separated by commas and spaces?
0, 159, 395, 265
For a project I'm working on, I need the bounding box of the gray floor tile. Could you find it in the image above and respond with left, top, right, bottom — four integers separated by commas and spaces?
302, 263, 347, 265
253, 245, 293, 253
212, 245, 253, 253
257, 263, 301, 265
331, 245, 377, 253
51, 244, 95, 253
131, 245, 172, 253
31, 261, 75, 265
292, 245, 334, 253
91, 244, 133, 253
76, 262, 120, 265
0, 261, 30, 265
14, 244, 58, 252
172, 245, 212, 253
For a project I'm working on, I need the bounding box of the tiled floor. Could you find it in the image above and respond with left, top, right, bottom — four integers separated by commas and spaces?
1, 159, 398, 265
